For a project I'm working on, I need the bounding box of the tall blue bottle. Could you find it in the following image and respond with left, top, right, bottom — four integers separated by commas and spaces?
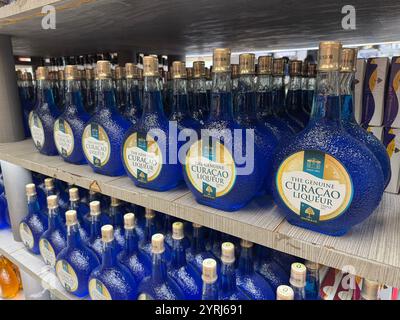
123, 63, 142, 124
88, 201, 104, 261
114, 66, 126, 114
139, 208, 157, 260
118, 213, 151, 285
256, 56, 293, 141
19, 184, 48, 254
201, 258, 219, 300
68, 187, 90, 241
236, 240, 275, 300
289, 262, 306, 300
183, 48, 263, 211
167, 222, 202, 300
54, 65, 89, 164
122, 56, 182, 191
108, 198, 125, 253
191, 61, 209, 123
186, 223, 218, 275
254, 246, 289, 291
235, 53, 278, 195
305, 64, 317, 114
83, 191, 110, 227
137, 233, 184, 300
17, 71, 35, 138
29, 67, 60, 155
81, 68, 96, 114
89, 225, 138, 300
43, 178, 69, 214
305, 261, 320, 300
271, 59, 301, 133
285, 60, 309, 128
56, 210, 100, 297
219, 242, 249, 300
82, 60, 131, 176
340, 48, 391, 187
272, 41, 385, 236
39, 195, 67, 268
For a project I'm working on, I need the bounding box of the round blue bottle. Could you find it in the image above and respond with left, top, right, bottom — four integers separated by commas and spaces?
272, 42, 385, 236
54, 65, 89, 164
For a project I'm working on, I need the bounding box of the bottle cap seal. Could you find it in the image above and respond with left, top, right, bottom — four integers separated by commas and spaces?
47, 195, 59, 209
85, 68, 94, 80
172, 222, 184, 240
221, 242, 235, 264
213, 48, 231, 73
307, 63, 317, 77
151, 233, 165, 254
193, 61, 205, 78
305, 260, 319, 270
36, 67, 49, 80
240, 239, 253, 248
124, 213, 136, 230
361, 279, 379, 300
340, 48, 357, 72
231, 64, 239, 78
258, 56, 273, 75
239, 53, 255, 75
26, 183, 36, 196
90, 201, 101, 216
289, 262, 307, 287
276, 285, 294, 300
115, 66, 125, 80
272, 58, 285, 76
172, 61, 187, 79
186, 67, 193, 79
69, 187, 80, 201
110, 197, 121, 206
289, 60, 302, 76
64, 65, 78, 80
125, 63, 140, 79
65, 210, 78, 226
44, 178, 54, 190
145, 208, 155, 219
202, 258, 218, 283
101, 225, 114, 243
96, 60, 112, 79
318, 41, 342, 71
143, 56, 159, 77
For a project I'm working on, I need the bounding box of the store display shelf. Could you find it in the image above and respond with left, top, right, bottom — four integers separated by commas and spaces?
0, 228, 82, 300
0, 139, 399, 287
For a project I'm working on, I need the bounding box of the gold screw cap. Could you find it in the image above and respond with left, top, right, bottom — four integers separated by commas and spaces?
110, 197, 121, 206
290, 262, 307, 287
90, 201, 101, 216
231, 64, 239, 78
340, 48, 357, 72
258, 56, 273, 75
143, 56, 159, 77
44, 178, 54, 190
240, 239, 253, 248
145, 208, 155, 219
96, 60, 112, 79
36, 67, 49, 80
272, 58, 285, 76
193, 61, 205, 78
172, 61, 187, 79
101, 225, 114, 243
69, 187, 79, 201
289, 60, 302, 76
239, 53, 256, 75
361, 279, 379, 300
318, 41, 342, 71
25, 183, 36, 196
213, 48, 231, 73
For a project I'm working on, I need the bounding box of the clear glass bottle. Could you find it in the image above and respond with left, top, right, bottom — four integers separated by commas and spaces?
56, 210, 100, 297
19, 183, 48, 254
118, 213, 151, 285
340, 48, 391, 187
89, 225, 138, 300
137, 233, 184, 300
289, 262, 306, 300
273, 41, 385, 236
29, 67, 60, 155
201, 258, 219, 300
124, 63, 142, 124
39, 195, 67, 267
88, 201, 104, 261
122, 56, 182, 191
82, 60, 131, 176
305, 260, 320, 300
192, 61, 209, 122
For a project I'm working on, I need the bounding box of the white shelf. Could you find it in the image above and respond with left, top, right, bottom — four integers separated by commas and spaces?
1, 139, 399, 288
0, 228, 82, 300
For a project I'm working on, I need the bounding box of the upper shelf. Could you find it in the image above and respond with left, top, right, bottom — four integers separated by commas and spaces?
1, 0, 400, 56
0, 139, 399, 288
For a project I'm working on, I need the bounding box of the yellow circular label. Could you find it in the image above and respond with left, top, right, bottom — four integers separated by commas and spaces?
123, 132, 163, 183
185, 140, 236, 199
29, 111, 45, 150
39, 238, 56, 267
89, 278, 112, 300
55, 260, 79, 292
54, 119, 75, 157
138, 293, 154, 300
19, 222, 34, 249
82, 123, 111, 167
276, 150, 353, 222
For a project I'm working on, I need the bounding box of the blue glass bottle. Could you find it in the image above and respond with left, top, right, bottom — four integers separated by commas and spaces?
340, 48, 391, 187
83, 191, 110, 227
54, 65, 89, 164
0, 193, 8, 229
68, 187, 90, 241
235, 53, 278, 195
88, 201, 104, 261
305, 64, 317, 114
82, 60, 131, 176
108, 198, 125, 254
236, 240, 275, 300
272, 250, 299, 275
138, 233, 184, 300
255, 246, 289, 292
164, 72, 173, 118
205, 67, 212, 108
272, 42, 385, 236
300, 63, 310, 119
219, 242, 249, 300
231, 64, 240, 116
44, 178, 69, 214
19, 184, 48, 254
17, 71, 35, 138
29, 67, 60, 155
271, 59, 301, 133
123, 63, 142, 124
81, 68, 96, 114
192, 61, 209, 123
285, 60, 309, 128
56, 210, 100, 297
167, 222, 202, 300
289, 262, 306, 300
186, 67, 195, 113
201, 258, 219, 300
183, 48, 263, 211
256, 56, 293, 142
118, 213, 151, 285
122, 56, 182, 191
39, 195, 67, 267
305, 261, 320, 300
186, 223, 218, 275
114, 66, 126, 115
89, 225, 138, 300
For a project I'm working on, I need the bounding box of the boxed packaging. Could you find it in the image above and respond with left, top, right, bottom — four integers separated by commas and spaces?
383, 127, 400, 194
384, 57, 400, 128
361, 57, 389, 126
354, 59, 366, 124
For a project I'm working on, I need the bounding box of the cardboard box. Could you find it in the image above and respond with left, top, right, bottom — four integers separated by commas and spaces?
384, 57, 400, 128
362, 57, 389, 126
354, 59, 366, 124
383, 127, 400, 194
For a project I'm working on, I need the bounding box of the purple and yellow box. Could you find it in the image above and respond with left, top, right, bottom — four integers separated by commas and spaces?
384, 57, 400, 128
383, 127, 400, 194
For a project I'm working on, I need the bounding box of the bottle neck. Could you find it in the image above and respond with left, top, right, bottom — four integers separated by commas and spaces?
142, 76, 164, 115
271, 75, 285, 115
191, 227, 205, 254
69, 199, 80, 211
95, 78, 119, 113
236, 74, 257, 120
109, 205, 123, 228
64, 79, 86, 114
151, 252, 168, 283
37, 79, 56, 107
124, 228, 139, 254
193, 78, 207, 93
256, 74, 273, 117
102, 240, 118, 268
238, 246, 254, 274
67, 224, 81, 248
172, 78, 189, 115
340, 71, 356, 123
48, 207, 63, 230
89, 215, 101, 242
288, 75, 302, 91
220, 261, 237, 294
209, 72, 234, 121
144, 217, 156, 242
125, 78, 142, 112
27, 194, 40, 214
309, 70, 341, 124
308, 77, 316, 91
202, 280, 219, 300
171, 238, 187, 268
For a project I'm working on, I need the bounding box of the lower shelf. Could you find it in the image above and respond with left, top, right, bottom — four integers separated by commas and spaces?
0, 228, 82, 300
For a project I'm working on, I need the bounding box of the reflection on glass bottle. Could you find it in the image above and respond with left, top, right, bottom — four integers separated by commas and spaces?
17, 71, 35, 138
305, 261, 320, 300
289, 262, 306, 300
192, 61, 209, 122
124, 63, 142, 124
82, 68, 96, 114
88, 201, 104, 261
114, 66, 126, 115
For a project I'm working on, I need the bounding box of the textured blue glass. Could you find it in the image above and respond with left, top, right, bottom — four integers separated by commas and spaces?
219, 260, 249, 300
69, 199, 90, 238
88, 215, 103, 261
109, 204, 125, 254
124, 79, 142, 124
40, 206, 67, 258
56, 224, 100, 297
20, 194, 48, 254
286, 89, 309, 128
202, 281, 219, 300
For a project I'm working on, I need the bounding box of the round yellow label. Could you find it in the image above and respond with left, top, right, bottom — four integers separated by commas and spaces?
276, 150, 353, 222
39, 238, 56, 267
54, 119, 75, 157
82, 123, 111, 167
55, 260, 79, 292
89, 278, 112, 300
19, 222, 34, 249
185, 140, 236, 199
29, 111, 45, 150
